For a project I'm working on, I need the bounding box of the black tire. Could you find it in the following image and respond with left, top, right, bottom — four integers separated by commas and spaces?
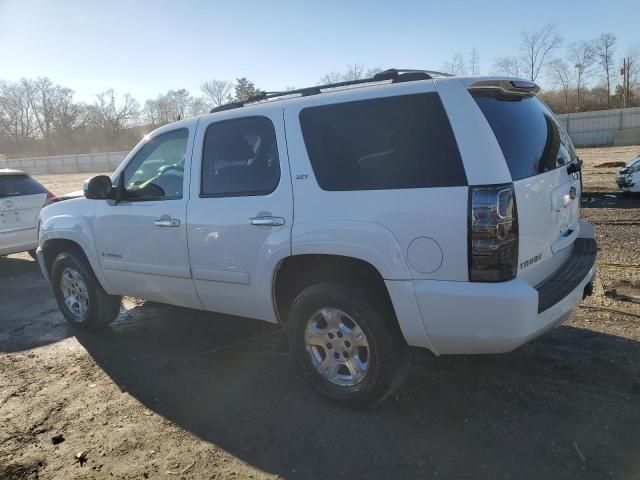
27, 249, 37, 260
287, 283, 410, 408
51, 251, 121, 330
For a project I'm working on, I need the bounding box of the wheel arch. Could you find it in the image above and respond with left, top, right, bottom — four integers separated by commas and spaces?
273, 254, 393, 324
272, 252, 435, 351
40, 234, 110, 293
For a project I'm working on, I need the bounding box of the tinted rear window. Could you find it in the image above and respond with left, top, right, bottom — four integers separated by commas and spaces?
0, 175, 47, 197
471, 91, 576, 180
299, 93, 466, 191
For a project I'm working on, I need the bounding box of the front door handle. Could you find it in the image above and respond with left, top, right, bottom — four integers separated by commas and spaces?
249, 216, 285, 226
154, 215, 180, 227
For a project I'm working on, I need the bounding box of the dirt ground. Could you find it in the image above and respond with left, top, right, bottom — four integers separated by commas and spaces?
1, 146, 640, 479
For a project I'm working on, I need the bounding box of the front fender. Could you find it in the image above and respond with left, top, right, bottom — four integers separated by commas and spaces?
291, 220, 411, 280
39, 200, 111, 292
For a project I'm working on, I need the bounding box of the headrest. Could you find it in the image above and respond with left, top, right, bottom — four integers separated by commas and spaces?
207, 133, 255, 163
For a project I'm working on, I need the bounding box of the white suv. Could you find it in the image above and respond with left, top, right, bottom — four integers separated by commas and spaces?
1, 169, 53, 258
37, 70, 597, 407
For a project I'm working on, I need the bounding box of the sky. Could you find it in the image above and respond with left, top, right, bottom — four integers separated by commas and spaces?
0, 0, 638, 103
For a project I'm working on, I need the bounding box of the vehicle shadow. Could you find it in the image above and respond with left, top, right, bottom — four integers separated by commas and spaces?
76, 301, 640, 479
0, 254, 74, 352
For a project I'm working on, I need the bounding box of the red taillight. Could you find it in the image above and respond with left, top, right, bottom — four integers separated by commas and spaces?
468, 183, 518, 282
44, 191, 56, 207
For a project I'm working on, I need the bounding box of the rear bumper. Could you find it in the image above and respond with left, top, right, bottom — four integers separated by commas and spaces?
0, 227, 38, 256
409, 221, 597, 355
536, 238, 597, 313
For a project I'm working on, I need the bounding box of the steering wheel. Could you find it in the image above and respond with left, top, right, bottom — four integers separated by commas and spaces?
159, 165, 184, 175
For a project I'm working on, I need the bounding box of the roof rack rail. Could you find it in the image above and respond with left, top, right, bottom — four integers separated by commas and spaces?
209, 68, 450, 113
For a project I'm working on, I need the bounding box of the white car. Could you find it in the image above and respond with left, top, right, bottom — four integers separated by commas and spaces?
616, 155, 640, 193
0, 169, 53, 258
37, 70, 597, 407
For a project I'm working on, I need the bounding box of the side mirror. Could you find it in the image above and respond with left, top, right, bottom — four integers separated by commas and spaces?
84, 175, 114, 200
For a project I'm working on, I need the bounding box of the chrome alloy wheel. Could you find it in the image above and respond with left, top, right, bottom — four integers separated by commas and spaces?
304, 307, 370, 386
60, 267, 89, 319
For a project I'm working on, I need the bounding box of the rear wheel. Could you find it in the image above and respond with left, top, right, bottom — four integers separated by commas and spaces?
287, 283, 410, 408
51, 251, 121, 330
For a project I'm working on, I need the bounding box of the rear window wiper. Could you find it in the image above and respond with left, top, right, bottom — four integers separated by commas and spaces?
567, 158, 583, 176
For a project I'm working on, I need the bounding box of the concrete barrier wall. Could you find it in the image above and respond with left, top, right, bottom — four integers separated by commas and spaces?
557, 107, 640, 147
0, 151, 128, 175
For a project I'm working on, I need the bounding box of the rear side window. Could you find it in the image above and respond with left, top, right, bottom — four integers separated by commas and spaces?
201, 116, 280, 197
299, 93, 466, 191
0, 175, 47, 197
471, 91, 576, 181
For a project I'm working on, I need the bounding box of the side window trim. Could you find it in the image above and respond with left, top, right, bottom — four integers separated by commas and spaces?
199, 115, 281, 198
120, 127, 190, 203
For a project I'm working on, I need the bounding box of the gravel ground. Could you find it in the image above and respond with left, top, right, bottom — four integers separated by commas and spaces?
1, 146, 640, 479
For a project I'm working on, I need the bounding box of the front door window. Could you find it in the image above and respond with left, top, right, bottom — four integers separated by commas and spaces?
123, 128, 189, 200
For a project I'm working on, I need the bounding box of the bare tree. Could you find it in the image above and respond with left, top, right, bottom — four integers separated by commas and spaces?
365, 67, 383, 77
21, 77, 81, 153
319, 71, 344, 84
318, 64, 381, 85
163, 89, 191, 121
142, 99, 160, 126
442, 53, 467, 75
21, 78, 54, 144
0, 81, 37, 144
620, 47, 640, 107
189, 96, 210, 117
520, 23, 563, 81
143, 89, 193, 126
343, 63, 364, 81
54, 99, 87, 145
468, 47, 481, 76
201, 79, 232, 107
88, 89, 139, 143
595, 34, 617, 108
493, 56, 522, 77
320, 64, 362, 84
568, 41, 596, 111
0, 78, 89, 156
549, 59, 573, 113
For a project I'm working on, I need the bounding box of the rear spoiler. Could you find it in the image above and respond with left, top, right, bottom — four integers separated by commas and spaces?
467, 79, 540, 96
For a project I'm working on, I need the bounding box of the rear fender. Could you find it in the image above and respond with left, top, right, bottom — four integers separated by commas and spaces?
291, 220, 411, 280
291, 220, 435, 350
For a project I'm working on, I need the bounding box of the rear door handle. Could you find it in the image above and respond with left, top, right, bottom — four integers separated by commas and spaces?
249, 216, 285, 226
154, 216, 180, 227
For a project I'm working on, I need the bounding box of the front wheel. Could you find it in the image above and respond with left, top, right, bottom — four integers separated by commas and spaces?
287, 283, 410, 408
51, 251, 121, 330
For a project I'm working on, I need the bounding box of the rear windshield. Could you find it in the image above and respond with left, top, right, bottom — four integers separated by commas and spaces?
299, 92, 467, 191
471, 91, 576, 181
0, 175, 47, 197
